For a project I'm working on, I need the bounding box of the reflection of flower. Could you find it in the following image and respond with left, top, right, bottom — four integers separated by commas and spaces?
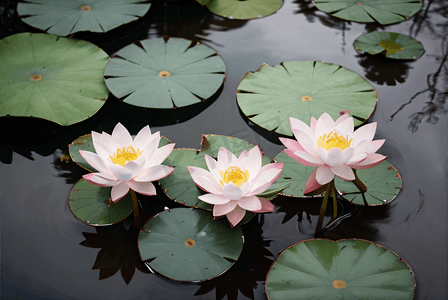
79, 123, 174, 202
188, 146, 283, 227
280, 113, 386, 193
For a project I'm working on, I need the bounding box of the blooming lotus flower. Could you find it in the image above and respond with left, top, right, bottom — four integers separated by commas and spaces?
187, 146, 284, 227
79, 123, 175, 202
280, 113, 386, 194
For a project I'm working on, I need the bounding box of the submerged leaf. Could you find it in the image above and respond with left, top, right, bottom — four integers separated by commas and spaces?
206, 0, 283, 20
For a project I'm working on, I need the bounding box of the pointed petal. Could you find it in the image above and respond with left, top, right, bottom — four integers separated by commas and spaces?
198, 176, 223, 194
284, 149, 317, 167
111, 123, 134, 147
335, 116, 354, 136
290, 117, 316, 146
292, 129, 315, 156
134, 165, 174, 182
187, 166, 215, 192
253, 197, 274, 213
366, 139, 385, 153
213, 201, 238, 216
353, 139, 370, 155
315, 166, 335, 185
351, 153, 387, 169
83, 173, 118, 187
352, 123, 377, 147
253, 163, 284, 185
79, 150, 110, 174
133, 125, 152, 149
147, 143, 175, 166
347, 153, 367, 165
293, 150, 323, 166
310, 117, 317, 132
109, 164, 133, 181
315, 113, 335, 138
226, 206, 246, 227
140, 138, 159, 167
247, 181, 270, 196
198, 194, 230, 205
316, 147, 329, 165
238, 149, 249, 159
326, 147, 354, 167
127, 180, 156, 196
334, 112, 350, 126
279, 137, 305, 153
218, 147, 238, 166
240, 146, 262, 181
330, 165, 355, 181
111, 182, 130, 203
91, 131, 111, 158
237, 195, 262, 211
204, 154, 222, 182
222, 183, 244, 200
304, 169, 322, 194
123, 160, 144, 177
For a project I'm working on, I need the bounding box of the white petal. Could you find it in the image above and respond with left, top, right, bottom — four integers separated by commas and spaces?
366, 139, 385, 153
347, 153, 367, 165
109, 164, 133, 181
335, 117, 354, 136
253, 163, 283, 185
334, 113, 350, 126
240, 146, 262, 181
83, 173, 118, 187
198, 194, 230, 205
353, 139, 370, 155
294, 150, 323, 166
239, 181, 251, 196
127, 180, 156, 196
111, 182, 130, 203
198, 176, 223, 194
352, 123, 377, 147
147, 143, 175, 166
247, 181, 270, 196
91, 132, 110, 158
133, 125, 152, 149
315, 166, 335, 185
316, 147, 329, 165
315, 113, 335, 138
140, 139, 158, 167
205, 154, 222, 183
79, 150, 110, 174
326, 147, 354, 167
226, 206, 246, 227
237, 196, 262, 211
222, 183, 244, 200
111, 123, 134, 147
218, 147, 238, 166
330, 165, 355, 181
292, 129, 315, 156
290, 117, 316, 147
213, 201, 238, 217
124, 160, 144, 177
134, 165, 174, 182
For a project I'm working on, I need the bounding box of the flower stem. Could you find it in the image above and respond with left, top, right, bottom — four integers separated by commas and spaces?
131, 190, 140, 229
331, 181, 337, 219
316, 182, 332, 232
351, 169, 369, 206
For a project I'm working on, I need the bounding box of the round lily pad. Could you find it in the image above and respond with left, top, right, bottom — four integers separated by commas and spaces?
237, 61, 377, 136
138, 208, 244, 282
206, 0, 283, 20
266, 238, 415, 300
313, 0, 423, 25
354, 31, 425, 60
17, 0, 151, 36
69, 178, 133, 226
104, 37, 226, 109
334, 161, 402, 206
0, 32, 109, 126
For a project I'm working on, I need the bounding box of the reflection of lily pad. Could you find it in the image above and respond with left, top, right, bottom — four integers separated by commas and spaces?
354, 31, 425, 60
69, 178, 133, 226
0, 33, 109, 126
18, 0, 151, 36
334, 161, 402, 206
314, 0, 422, 25
206, 0, 283, 20
266, 239, 415, 300
138, 208, 244, 282
237, 61, 377, 136
104, 37, 226, 109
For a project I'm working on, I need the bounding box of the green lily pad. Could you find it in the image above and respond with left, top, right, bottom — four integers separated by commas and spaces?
69, 134, 171, 173
17, 0, 151, 36
0, 32, 109, 126
334, 161, 402, 206
69, 178, 133, 226
104, 37, 226, 109
273, 151, 318, 198
266, 238, 415, 299
206, 0, 283, 20
354, 31, 425, 60
138, 208, 244, 282
237, 61, 377, 136
313, 0, 423, 25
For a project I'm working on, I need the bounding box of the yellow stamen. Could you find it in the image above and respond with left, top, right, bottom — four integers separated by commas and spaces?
219, 166, 249, 187
317, 131, 352, 151
110, 146, 142, 166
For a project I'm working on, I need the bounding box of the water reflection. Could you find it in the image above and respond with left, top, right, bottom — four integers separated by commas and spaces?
357, 53, 411, 86
52, 149, 84, 184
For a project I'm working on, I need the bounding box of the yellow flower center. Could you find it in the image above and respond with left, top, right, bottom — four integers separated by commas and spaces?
219, 166, 249, 187
317, 131, 352, 151
110, 146, 142, 166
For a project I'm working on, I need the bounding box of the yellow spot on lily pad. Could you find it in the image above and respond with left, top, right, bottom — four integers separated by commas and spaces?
333, 280, 346, 289
159, 71, 171, 77
301, 95, 313, 101
185, 238, 195, 247
30, 74, 42, 81
81, 5, 91, 10
378, 40, 403, 55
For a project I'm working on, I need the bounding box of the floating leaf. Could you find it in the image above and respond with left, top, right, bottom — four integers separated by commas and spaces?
313, 0, 422, 25
354, 31, 425, 60
334, 161, 402, 206
69, 178, 133, 226
104, 37, 226, 109
196, 0, 212, 5
266, 238, 415, 299
138, 208, 244, 282
17, 0, 151, 36
237, 61, 377, 136
0, 33, 109, 126
69, 134, 171, 173
206, 0, 283, 20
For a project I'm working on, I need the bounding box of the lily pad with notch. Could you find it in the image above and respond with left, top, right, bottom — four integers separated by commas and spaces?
237, 61, 377, 136
354, 31, 425, 60
206, 0, 283, 20
138, 208, 244, 282
17, 0, 151, 36
334, 160, 402, 206
104, 37, 226, 109
266, 238, 415, 300
313, 0, 423, 25
0, 32, 109, 126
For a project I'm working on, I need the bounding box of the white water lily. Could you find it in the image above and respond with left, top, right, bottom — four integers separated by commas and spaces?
79, 123, 175, 202
187, 146, 283, 227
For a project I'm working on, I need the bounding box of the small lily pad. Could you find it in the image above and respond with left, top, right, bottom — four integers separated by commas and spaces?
237, 61, 377, 136
354, 31, 425, 60
138, 208, 244, 282
334, 161, 402, 206
18, 0, 151, 36
0, 33, 109, 126
313, 0, 423, 25
69, 178, 133, 226
206, 0, 283, 20
266, 238, 415, 300
104, 37, 226, 109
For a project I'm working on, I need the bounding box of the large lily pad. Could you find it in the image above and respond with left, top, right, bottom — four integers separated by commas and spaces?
104, 37, 226, 109
18, 0, 151, 36
266, 238, 415, 299
354, 31, 425, 60
313, 0, 423, 25
69, 178, 133, 226
334, 161, 402, 206
138, 208, 244, 282
237, 61, 377, 136
206, 0, 283, 20
0, 33, 109, 126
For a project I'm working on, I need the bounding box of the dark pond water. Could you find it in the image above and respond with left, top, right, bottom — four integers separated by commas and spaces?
1, 0, 447, 299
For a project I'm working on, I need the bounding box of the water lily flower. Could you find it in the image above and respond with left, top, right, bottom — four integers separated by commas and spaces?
79, 123, 175, 202
187, 146, 284, 227
280, 113, 386, 194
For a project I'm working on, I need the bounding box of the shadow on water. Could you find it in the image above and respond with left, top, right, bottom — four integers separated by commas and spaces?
357, 53, 411, 86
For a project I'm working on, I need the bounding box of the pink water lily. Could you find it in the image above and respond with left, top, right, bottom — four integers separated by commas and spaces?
187, 146, 284, 227
79, 123, 175, 202
280, 113, 386, 194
